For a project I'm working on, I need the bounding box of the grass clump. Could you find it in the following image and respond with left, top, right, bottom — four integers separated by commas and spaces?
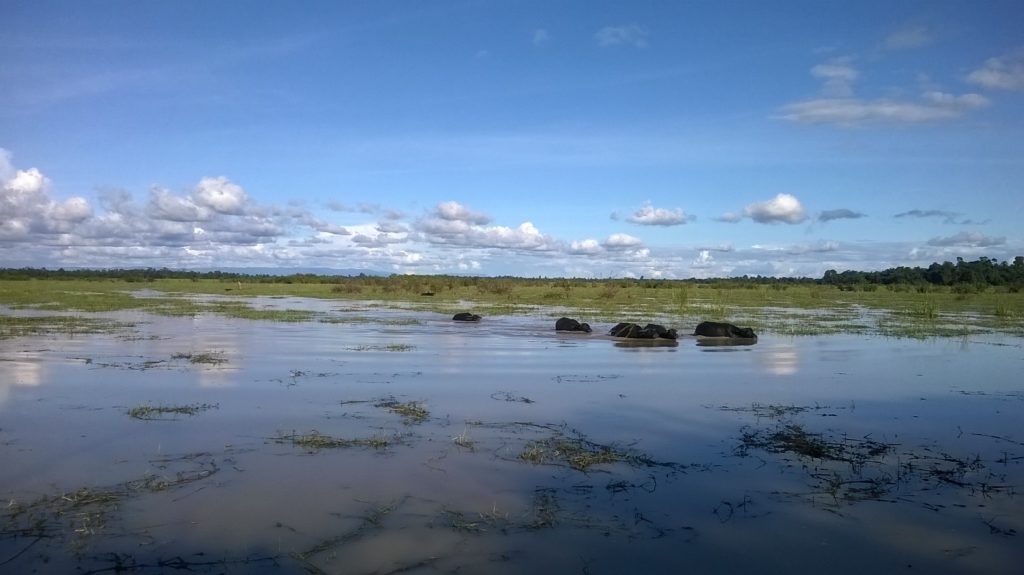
518, 432, 658, 471
272, 430, 395, 451
171, 351, 226, 365
348, 343, 416, 352
0, 315, 129, 339
375, 399, 429, 423
127, 403, 218, 420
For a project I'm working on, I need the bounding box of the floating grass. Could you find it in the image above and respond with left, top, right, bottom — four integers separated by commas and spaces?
375, 399, 429, 423
170, 351, 227, 365
348, 344, 416, 352
272, 430, 395, 451
127, 403, 218, 420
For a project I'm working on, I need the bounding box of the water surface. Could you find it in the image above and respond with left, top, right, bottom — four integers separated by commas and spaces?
1, 299, 1022, 573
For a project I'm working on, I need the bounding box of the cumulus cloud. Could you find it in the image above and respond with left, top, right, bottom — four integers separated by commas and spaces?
569, 238, 602, 255
819, 208, 866, 222
623, 202, 692, 226
692, 249, 714, 268
192, 176, 249, 215
50, 197, 92, 222
595, 24, 648, 48
148, 187, 209, 222
967, 49, 1024, 91
726, 193, 807, 225
926, 231, 1006, 248
416, 208, 557, 251
603, 233, 643, 250
1, 149, 94, 236
435, 201, 491, 225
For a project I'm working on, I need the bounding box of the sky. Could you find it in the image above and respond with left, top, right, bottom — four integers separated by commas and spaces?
1, 1, 1022, 278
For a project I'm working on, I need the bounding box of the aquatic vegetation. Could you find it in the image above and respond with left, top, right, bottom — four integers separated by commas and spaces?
518, 430, 665, 472
271, 430, 396, 451
127, 403, 218, 420
375, 398, 430, 423
0, 315, 129, 339
171, 351, 227, 365
1, 453, 218, 550
2, 276, 1022, 337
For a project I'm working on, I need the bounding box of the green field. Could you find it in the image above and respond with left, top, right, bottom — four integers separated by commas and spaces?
1, 275, 1022, 338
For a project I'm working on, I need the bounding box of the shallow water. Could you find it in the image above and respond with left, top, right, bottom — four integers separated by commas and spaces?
1, 298, 1022, 574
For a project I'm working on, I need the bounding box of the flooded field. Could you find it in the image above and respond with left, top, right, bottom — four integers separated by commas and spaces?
2, 295, 1022, 574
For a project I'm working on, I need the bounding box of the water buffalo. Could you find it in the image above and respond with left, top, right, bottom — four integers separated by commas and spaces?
609, 322, 678, 340
452, 312, 482, 322
555, 317, 592, 333
693, 321, 756, 339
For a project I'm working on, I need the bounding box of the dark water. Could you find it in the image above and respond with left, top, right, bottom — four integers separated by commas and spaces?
1, 300, 1022, 574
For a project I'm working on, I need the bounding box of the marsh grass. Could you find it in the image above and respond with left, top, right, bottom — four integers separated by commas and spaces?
737, 419, 1015, 510
375, 399, 429, 423
0, 315, 129, 339
2, 277, 1023, 337
348, 343, 416, 352
1, 453, 218, 549
127, 403, 218, 420
171, 351, 227, 365
518, 432, 662, 471
272, 430, 396, 451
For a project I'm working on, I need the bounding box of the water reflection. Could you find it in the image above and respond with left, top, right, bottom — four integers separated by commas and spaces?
760, 342, 799, 375
0, 353, 43, 406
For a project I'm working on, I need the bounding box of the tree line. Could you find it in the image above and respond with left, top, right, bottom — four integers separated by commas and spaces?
0, 256, 1022, 289
820, 256, 1024, 288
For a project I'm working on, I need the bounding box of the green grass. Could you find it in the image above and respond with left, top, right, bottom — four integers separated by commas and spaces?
127, 403, 218, 420
272, 431, 395, 451
375, 399, 430, 423
2, 277, 1023, 337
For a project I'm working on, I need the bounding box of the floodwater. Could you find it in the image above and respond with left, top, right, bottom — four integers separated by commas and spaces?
1, 297, 1022, 574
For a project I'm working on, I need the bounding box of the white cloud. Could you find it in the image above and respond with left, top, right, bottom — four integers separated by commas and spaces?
603, 233, 643, 250
780, 93, 988, 125
192, 176, 249, 215
569, 238, 602, 255
625, 202, 691, 226
967, 50, 1024, 91
50, 197, 92, 222
595, 24, 648, 48
716, 212, 742, 223
148, 187, 209, 222
782, 60, 989, 126
811, 59, 858, 97
736, 193, 807, 225
435, 200, 491, 225
693, 249, 714, 268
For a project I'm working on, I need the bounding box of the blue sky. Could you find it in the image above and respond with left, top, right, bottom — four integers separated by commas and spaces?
2, 1, 1022, 278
